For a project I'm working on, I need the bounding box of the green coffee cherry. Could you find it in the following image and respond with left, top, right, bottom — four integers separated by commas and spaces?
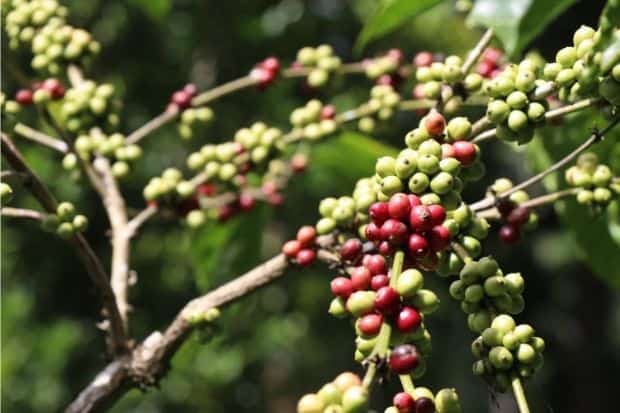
435, 388, 461, 413
0, 183, 14, 204
489, 346, 513, 370
341, 386, 368, 413
297, 393, 325, 413
411, 289, 440, 314
397, 269, 424, 297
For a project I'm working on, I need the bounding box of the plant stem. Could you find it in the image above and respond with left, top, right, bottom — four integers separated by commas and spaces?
399, 374, 416, 394
461, 28, 494, 75
475, 188, 580, 219
450, 242, 472, 263
125, 109, 179, 145
511, 375, 531, 413
362, 362, 377, 389
390, 250, 405, 288
0, 206, 43, 221
13, 123, 69, 153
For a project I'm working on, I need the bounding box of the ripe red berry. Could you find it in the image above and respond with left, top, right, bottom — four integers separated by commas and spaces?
369, 202, 390, 225
499, 224, 521, 244
331, 277, 354, 298
482, 47, 502, 65
378, 240, 395, 256
171, 90, 192, 109
507, 206, 530, 227
477, 60, 496, 78
282, 240, 302, 258
452, 141, 477, 166
291, 153, 308, 173
381, 219, 409, 245
374, 286, 400, 314
388, 193, 412, 220
409, 205, 434, 232
408, 234, 430, 258
370, 274, 389, 290
350, 266, 372, 290
42, 78, 65, 99
389, 344, 420, 374
365, 254, 387, 275
424, 111, 445, 136
429, 225, 451, 251
320, 105, 336, 120
341, 238, 363, 262
413, 51, 433, 67
261, 181, 278, 196
183, 83, 198, 96
365, 222, 383, 241
358, 313, 383, 336
297, 226, 317, 247
428, 204, 446, 225
197, 183, 216, 196
387, 48, 404, 63
441, 143, 456, 159
296, 248, 316, 266
377, 74, 396, 86
396, 306, 422, 333
15, 89, 33, 105
238, 193, 255, 211
415, 397, 436, 413
407, 194, 421, 208
393, 392, 415, 413
261, 57, 280, 73
496, 198, 516, 217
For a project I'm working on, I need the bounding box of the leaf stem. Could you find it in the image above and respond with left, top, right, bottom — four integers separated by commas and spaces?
511, 375, 531, 413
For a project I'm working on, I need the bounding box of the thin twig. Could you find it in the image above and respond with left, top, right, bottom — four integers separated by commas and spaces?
126, 204, 158, 237
192, 75, 259, 106
470, 117, 620, 211
475, 188, 580, 219
13, 123, 69, 153
125, 109, 179, 145
1, 132, 128, 354
1, 170, 29, 180
461, 28, 494, 75
1, 207, 44, 221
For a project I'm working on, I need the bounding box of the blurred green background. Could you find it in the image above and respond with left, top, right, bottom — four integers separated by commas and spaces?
2, 1, 619, 412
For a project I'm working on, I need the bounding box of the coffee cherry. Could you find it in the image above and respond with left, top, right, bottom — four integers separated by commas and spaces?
351, 266, 372, 290
366, 254, 387, 274
389, 344, 420, 374
393, 392, 415, 413
331, 277, 354, 298
296, 249, 316, 266
414, 51, 433, 67
409, 205, 433, 232
341, 238, 362, 262
297, 225, 317, 247
42, 78, 65, 99
414, 397, 436, 413
489, 346, 514, 370
496, 198, 516, 216
396, 306, 422, 333
424, 111, 445, 136
434, 389, 460, 413
374, 286, 400, 314
382, 219, 409, 245
341, 386, 369, 413
298, 393, 325, 413
411, 289, 440, 313
429, 225, 451, 251
396, 269, 424, 297
507, 206, 530, 227
371, 274, 390, 290
333, 372, 362, 392
388, 193, 412, 220
370, 201, 390, 224
358, 313, 383, 336
171, 90, 192, 109
408, 234, 430, 257
451, 141, 476, 166
499, 224, 520, 244
15, 89, 34, 105
427, 204, 446, 225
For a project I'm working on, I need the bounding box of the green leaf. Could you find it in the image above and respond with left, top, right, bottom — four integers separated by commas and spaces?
527, 111, 620, 288
355, 0, 443, 52
467, 0, 577, 56
128, 0, 171, 21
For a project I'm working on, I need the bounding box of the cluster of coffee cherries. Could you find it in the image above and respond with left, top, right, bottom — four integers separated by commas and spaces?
449, 257, 525, 333
184, 141, 247, 185
40, 201, 88, 239
4, 0, 68, 49
63, 129, 142, 179
234, 122, 286, 163
177, 106, 214, 140
1, 182, 14, 204
249, 57, 281, 89
600, 62, 620, 106
488, 178, 538, 245
358, 85, 402, 133
14, 78, 66, 107
282, 226, 318, 267
143, 167, 192, 202
542, 25, 597, 102
295, 45, 343, 88
364, 49, 403, 81
297, 372, 368, 413
386, 387, 461, 413
290, 100, 339, 140
59, 80, 120, 133
415, 55, 467, 99
472, 315, 545, 392
565, 153, 619, 207
484, 62, 548, 144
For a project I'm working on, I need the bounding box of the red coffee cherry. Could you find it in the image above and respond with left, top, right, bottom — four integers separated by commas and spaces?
496, 198, 516, 217
296, 248, 316, 266
331, 277, 354, 298
183, 83, 198, 97
296, 226, 317, 247
171, 90, 192, 109
282, 240, 302, 258
424, 111, 446, 136
365, 254, 387, 275
365, 222, 383, 241
428, 204, 446, 225
15, 89, 33, 105
393, 391, 415, 413
396, 306, 422, 333
238, 193, 255, 211
370, 274, 389, 290
441, 143, 456, 159
477, 60, 496, 78
415, 397, 436, 413
408, 234, 430, 258
413, 51, 433, 67
381, 219, 409, 245
407, 194, 421, 208
388, 193, 412, 220
291, 153, 308, 173
429, 225, 451, 251
451, 141, 477, 166
370, 202, 390, 224
389, 344, 420, 374
217, 204, 237, 222
358, 313, 383, 336
374, 286, 400, 314
409, 205, 434, 232
341, 238, 363, 262
507, 206, 530, 227
261, 56, 280, 73
499, 224, 521, 244
378, 240, 395, 256
320, 104, 336, 120
350, 266, 372, 291
42, 78, 65, 99
482, 47, 502, 65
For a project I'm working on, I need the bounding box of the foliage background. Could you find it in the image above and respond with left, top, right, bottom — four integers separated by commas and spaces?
2, 0, 619, 412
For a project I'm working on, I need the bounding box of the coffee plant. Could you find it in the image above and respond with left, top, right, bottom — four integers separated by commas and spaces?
2, 0, 619, 412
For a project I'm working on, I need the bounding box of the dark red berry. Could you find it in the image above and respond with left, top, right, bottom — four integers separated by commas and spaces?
378, 240, 395, 256
331, 277, 354, 298
389, 344, 420, 374
388, 193, 412, 220
393, 392, 415, 413
282, 240, 302, 258
350, 266, 372, 290
396, 306, 422, 333
452, 141, 477, 166
381, 219, 409, 245
370, 274, 389, 290
477, 60, 496, 78
218, 204, 238, 221
377, 74, 396, 86
408, 234, 429, 258
176, 197, 199, 216
507, 206, 530, 227
42, 78, 65, 99
261, 57, 280, 73
197, 183, 216, 196
428, 204, 446, 225
320, 105, 336, 120
365, 222, 383, 241
429, 225, 451, 251
365, 254, 387, 275
496, 198, 516, 216
251, 67, 276, 88
415, 397, 436, 413
238, 193, 255, 211
341, 238, 363, 262
171, 90, 192, 109
424, 111, 445, 136
374, 286, 401, 314
296, 226, 316, 247
499, 224, 521, 244
15, 89, 33, 105
296, 248, 316, 266
407, 194, 421, 208
370, 202, 390, 225
409, 205, 434, 232
413, 51, 433, 67
358, 313, 383, 336
183, 83, 198, 96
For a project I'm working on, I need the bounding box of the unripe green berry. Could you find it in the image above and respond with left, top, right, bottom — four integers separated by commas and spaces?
408, 172, 430, 194
491, 314, 516, 333
486, 100, 510, 124
516, 343, 536, 364
297, 393, 325, 413
556, 68, 576, 86
468, 310, 491, 333
328, 297, 347, 317
412, 289, 440, 314
573, 25, 595, 46
464, 73, 483, 91
593, 187, 612, 203
57, 202, 76, 221
506, 91, 528, 109
435, 388, 461, 413
556, 47, 578, 68
357, 117, 375, 133
376, 156, 396, 177
527, 102, 546, 122
464, 284, 484, 303
341, 386, 368, 413
57, 222, 75, 239
396, 269, 424, 297
446, 117, 472, 141
430, 172, 454, 195
515, 70, 536, 92
449, 279, 466, 300
380, 176, 403, 195
1, 182, 14, 204
507, 110, 529, 132
489, 346, 514, 370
